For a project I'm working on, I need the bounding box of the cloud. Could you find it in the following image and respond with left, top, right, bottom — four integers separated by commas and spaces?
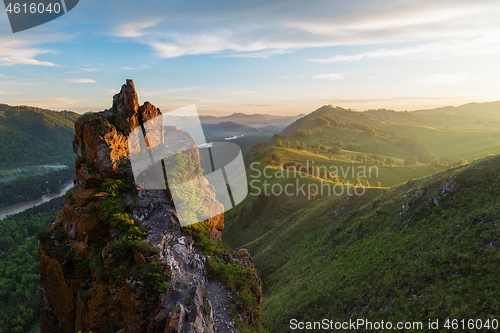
218, 90, 255, 95
0, 34, 63, 66
167, 98, 207, 102
240, 103, 278, 107
223, 49, 294, 59
11, 97, 80, 109
114, 19, 163, 38
62, 79, 96, 83
309, 34, 500, 63
148, 34, 252, 58
311, 73, 343, 80
0, 90, 20, 95
407, 73, 470, 86
106, 1, 500, 59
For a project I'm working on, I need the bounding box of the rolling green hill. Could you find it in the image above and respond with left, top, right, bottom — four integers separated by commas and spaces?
280, 103, 500, 162
232, 154, 500, 332
0, 104, 79, 167
223, 102, 500, 332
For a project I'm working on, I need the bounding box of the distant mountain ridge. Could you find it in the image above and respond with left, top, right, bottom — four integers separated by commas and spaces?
413, 100, 500, 118
0, 104, 80, 167
200, 112, 304, 128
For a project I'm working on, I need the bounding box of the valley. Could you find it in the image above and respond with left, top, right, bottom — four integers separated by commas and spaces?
222, 102, 500, 331
1, 99, 500, 332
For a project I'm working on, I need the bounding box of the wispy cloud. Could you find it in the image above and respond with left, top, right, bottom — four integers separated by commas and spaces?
0, 35, 62, 66
240, 103, 278, 107
62, 79, 96, 83
406, 73, 470, 86
309, 33, 500, 63
311, 73, 343, 80
0, 90, 20, 95
223, 49, 293, 59
218, 90, 255, 95
107, 1, 500, 60
114, 19, 163, 38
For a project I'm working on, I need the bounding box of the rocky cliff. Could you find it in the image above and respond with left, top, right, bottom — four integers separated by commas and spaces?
38, 80, 263, 333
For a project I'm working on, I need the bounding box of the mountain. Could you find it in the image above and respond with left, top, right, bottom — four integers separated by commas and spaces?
217, 121, 253, 128
200, 112, 304, 129
279, 104, 500, 162
38, 80, 264, 333
226, 152, 500, 331
0, 104, 80, 167
414, 100, 500, 119
221, 100, 500, 331
202, 121, 261, 135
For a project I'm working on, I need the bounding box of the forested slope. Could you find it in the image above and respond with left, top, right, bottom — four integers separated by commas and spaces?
0, 104, 79, 167
0, 198, 64, 333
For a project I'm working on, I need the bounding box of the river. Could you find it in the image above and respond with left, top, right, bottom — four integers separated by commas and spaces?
0, 180, 75, 220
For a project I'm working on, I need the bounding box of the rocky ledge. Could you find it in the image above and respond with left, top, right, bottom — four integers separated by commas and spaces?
38, 80, 263, 333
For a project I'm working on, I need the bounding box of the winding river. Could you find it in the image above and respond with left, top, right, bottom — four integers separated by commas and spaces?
0, 180, 75, 220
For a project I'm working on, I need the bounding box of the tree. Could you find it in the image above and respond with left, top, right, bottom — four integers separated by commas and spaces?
404, 155, 418, 166
267, 154, 282, 166
364, 128, 377, 138
275, 139, 283, 148
309, 187, 318, 201
452, 158, 467, 167
301, 142, 306, 150
345, 142, 361, 151
286, 141, 290, 149
429, 159, 440, 167
295, 140, 300, 149
329, 146, 341, 155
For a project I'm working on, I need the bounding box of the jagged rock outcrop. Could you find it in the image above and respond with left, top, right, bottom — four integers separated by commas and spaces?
39, 80, 262, 333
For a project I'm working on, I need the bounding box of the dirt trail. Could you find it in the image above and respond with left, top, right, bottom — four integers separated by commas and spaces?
206, 280, 240, 333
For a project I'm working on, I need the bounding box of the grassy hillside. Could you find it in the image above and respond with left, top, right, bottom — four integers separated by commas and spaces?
281, 104, 500, 162
237, 154, 500, 332
0, 104, 79, 167
224, 143, 444, 251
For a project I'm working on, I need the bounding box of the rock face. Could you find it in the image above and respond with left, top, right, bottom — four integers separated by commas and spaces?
39, 80, 262, 333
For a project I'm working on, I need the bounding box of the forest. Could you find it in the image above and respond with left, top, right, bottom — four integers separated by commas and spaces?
0, 197, 64, 333
0, 167, 74, 207
0, 104, 78, 167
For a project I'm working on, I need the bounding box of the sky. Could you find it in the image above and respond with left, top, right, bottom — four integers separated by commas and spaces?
0, 0, 499, 116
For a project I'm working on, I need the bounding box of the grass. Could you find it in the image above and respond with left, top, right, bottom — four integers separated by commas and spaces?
281, 105, 500, 163
233, 154, 500, 332
280, 125, 408, 159
224, 145, 445, 249
387, 125, 500, 162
